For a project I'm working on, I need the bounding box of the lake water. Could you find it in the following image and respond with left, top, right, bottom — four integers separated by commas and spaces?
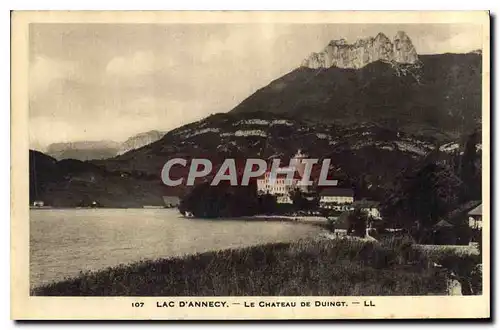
30, 209, 323, 288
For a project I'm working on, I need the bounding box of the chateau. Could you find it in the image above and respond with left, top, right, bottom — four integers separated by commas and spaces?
256, 150, 310, 203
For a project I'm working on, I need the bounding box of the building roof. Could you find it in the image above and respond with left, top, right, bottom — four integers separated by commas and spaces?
434, 219, 453, 228
319, 188, 354, 197
447, 200, 481, 221
468, 204, 482, 216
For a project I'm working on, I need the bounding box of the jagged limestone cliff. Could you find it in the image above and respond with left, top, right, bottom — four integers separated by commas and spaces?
301, 31, 418, 69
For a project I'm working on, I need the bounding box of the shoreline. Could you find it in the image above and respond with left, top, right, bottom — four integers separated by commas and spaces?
30, 207, 330, 225
186, 214, 329, 225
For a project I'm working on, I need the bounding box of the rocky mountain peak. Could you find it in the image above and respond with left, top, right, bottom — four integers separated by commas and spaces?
375, 32, 390, 42
328, 38, 348, 47
301, 31, 418, 69
393, 31, 418, 63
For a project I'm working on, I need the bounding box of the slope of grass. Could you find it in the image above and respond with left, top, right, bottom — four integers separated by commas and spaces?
32, 238, 450, 296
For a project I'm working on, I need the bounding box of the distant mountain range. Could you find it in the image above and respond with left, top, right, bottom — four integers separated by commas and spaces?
45, 140, 121, 161
41, 130, 166, 161
29, 32, 483, 207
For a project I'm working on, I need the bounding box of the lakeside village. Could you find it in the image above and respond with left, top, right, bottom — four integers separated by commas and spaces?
175, 150, 483, 249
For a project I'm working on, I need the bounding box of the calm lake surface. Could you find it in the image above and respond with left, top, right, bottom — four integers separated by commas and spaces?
30, 209, 323, 288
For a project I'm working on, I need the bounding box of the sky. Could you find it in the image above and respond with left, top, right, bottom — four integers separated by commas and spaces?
29, 23, 483, 149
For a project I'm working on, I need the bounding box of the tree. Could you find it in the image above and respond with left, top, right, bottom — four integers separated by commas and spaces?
381, 162, 463, 241
289, 188, 319, 212
347, 208, 369, 238
257, 193, 278, 215
459, 129, 481, 202
179, 181, 259, 218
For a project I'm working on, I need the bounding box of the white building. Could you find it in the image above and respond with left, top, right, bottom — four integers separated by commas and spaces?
468, 203, 482, 229
256, 150, 311, 203
319, 188, 354, 210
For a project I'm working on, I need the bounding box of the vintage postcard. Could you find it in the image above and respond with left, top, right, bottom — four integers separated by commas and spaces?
11, 11, 490, 320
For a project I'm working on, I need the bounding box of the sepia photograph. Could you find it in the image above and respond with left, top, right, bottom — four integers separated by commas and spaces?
11, 11, 490, 319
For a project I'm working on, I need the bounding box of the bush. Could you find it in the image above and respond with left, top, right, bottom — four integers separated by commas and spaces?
325, 218, 336, 233
347, 209, 369, 237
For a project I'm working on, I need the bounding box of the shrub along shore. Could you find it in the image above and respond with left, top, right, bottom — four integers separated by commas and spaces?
32, 237, 482, 296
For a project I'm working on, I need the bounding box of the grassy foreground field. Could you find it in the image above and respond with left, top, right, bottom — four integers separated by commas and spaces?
32, 238, 456, 296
